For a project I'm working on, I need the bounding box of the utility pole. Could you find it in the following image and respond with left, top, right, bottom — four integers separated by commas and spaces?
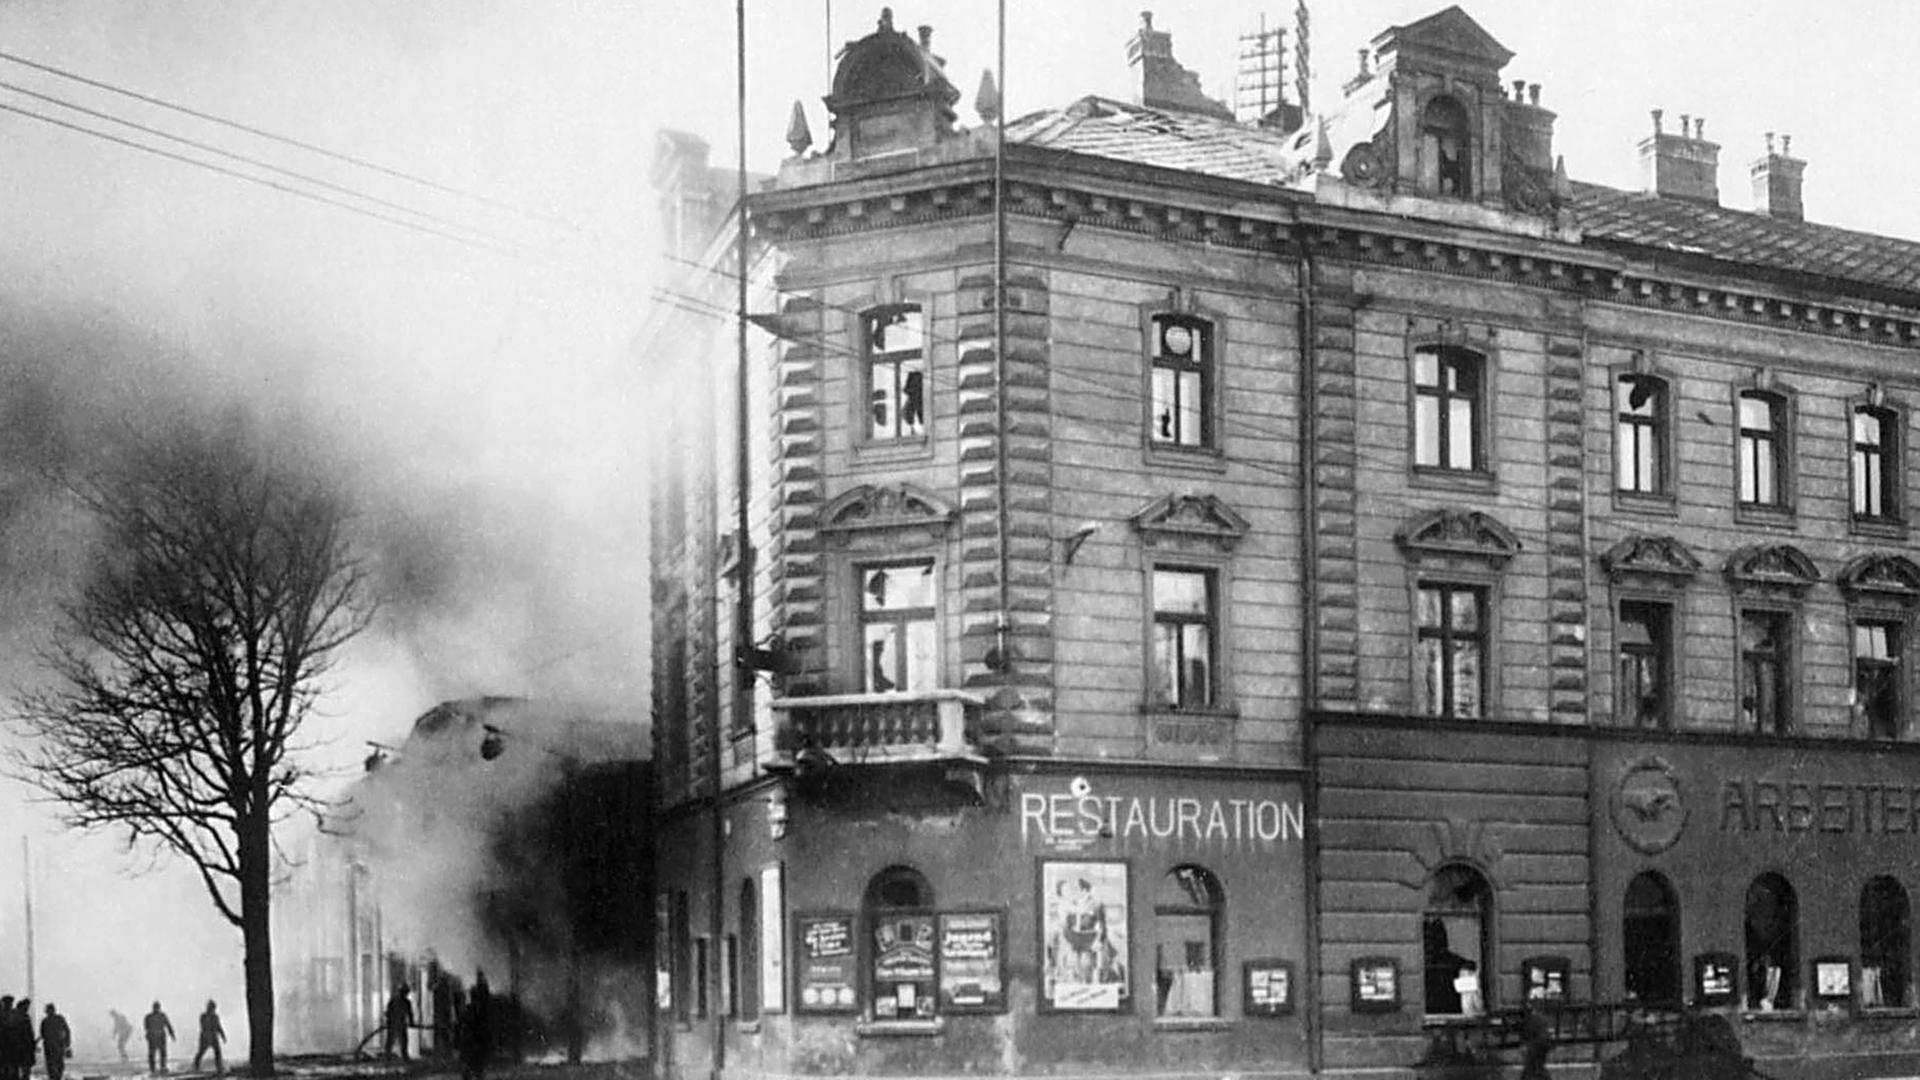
22, 836, 34, 999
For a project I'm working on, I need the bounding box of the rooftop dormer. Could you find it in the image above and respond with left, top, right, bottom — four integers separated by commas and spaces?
821, 8, 961, 162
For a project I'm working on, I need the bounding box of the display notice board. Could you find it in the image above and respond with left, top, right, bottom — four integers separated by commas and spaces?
937, 910, 1006, 1012
1243, 959, 1294, 1017
794, 912, 859, 1014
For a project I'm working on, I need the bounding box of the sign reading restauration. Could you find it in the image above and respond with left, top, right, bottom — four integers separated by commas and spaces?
1020, 775, 1305, 850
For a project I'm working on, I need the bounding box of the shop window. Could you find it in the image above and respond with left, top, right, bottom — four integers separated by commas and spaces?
1853, 405, 1901, 523
1744, 873, 1798, 1011
1861, 877, 1911, 1008
1149, 314, 1214, 449
1617, 600, 1672, 728
1422, 865, 1491, 1018
1737, 391, 1788, 508
1855, 620, 1904, 739
1417, 583, 1486, 719
1617, 374, 1668, 495
1623, 872, 1682, 1005
739, 878, 761, 1020
1740, 609, 1792, 734
859, 561, 937, 693
1154, 866, 1223, 1018
865, 866, 936, 1020
1417, 95, 1472, 197
1152, 567, 1216, 709
1413, 346, 1484, 471
862, 305, 926, 441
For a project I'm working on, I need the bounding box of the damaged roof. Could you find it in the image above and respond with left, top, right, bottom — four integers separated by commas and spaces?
1004, 96, 1920, 303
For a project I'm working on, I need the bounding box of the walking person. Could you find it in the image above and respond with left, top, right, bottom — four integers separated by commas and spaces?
143, 1002, 173, 1074
382, 986, 414, 1061
190, 1003, 222, 1075
37, 1006, 68, 1080
109, 1011, 132, 1063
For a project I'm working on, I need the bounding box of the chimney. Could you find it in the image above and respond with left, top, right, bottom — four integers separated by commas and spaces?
1638, 109, 1720, 204
1750, 133, 1806, 223
1127, 11, 1233, 120
1501, 78, 1555, 174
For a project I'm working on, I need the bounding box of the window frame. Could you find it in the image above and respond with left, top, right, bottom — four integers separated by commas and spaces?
1614, 371, 1673, 502
1139, 550, 1237, 717
1734, 387, 1795, 519
1853, 617, 1905, 740
854, 558, 940, 695
1421, 863, 1494, 1020
1415, 581, 1490, 720
858, 302, 929, 444
1140, 303, 1229, 470
1148, 564, 1220, 712
1860, 876, 1912, 1009
1744, 872, 1799, 1012
1416, 94, 1474, 199
1616, 597, 1676, 730
1411, 344, 1488, 476
1153, 864, 1226, 1020
1850, 398, 1907, 534
1737, 605, 1796, 736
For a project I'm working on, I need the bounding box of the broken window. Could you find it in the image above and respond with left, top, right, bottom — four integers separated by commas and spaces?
859, 561, 936, 693
863, 305, 926, 440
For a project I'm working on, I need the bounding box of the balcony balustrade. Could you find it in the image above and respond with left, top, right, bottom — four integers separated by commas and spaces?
768, 688, 985, 766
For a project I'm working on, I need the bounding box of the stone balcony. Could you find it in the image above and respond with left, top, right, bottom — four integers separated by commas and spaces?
768, 688, 987, 767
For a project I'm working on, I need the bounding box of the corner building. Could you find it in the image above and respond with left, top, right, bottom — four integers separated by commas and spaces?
649, 7, 1920, 1078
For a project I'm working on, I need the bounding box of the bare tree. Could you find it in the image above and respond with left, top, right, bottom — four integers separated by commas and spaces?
10, 421, 371, 1076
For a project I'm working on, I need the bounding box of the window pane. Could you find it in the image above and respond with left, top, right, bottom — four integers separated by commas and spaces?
1151, 368, 1177, 442
1415, 396, 1442, 466
1180, 623, 1212, 705
904, 620, 937, 692
1451, 642, 1482, 718
1176, 370, 1203, 446
865, 623, 901, 692
1415, 350, 1439, 386
1855, 448, 1877, 516
1417, 587, 1444, 629
1417, 637, 1445, 717
1449, 589, 1481, 633
898, 359, 926, 435
1154, 623, 1180, 705
1753, 444, 1776, 504
1447, 398, 1476, 470
1740, 395, 1774, 432
870, 377, 895, 439
1154, 570, 1209, 617
898, 562, 936, 609
874, 308, 923, 353
1856, 410, 1883, 447
1155, 912, 1216, 1017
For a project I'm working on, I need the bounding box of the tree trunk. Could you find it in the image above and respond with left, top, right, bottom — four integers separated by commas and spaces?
239, 811, 276, 1076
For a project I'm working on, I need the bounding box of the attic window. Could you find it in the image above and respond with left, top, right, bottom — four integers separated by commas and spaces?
1419, 96, 1472, 198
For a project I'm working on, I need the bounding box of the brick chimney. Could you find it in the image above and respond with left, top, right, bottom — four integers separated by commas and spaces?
1750, 133, 1806, 222
1127, 11, 1233, 120
1639, 109, 1720, 204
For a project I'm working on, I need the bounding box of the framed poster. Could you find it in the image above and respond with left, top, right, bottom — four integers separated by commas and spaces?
1521, 955, 1571, 1004
1351, 956, 1401, 1013
793, 912, 859, 1014
938, 910, 1007, 1012
1813, 956, 1853, 1003
759, 864, 786, 1013
870, 911, 937, 1019
1694, 952, 1737, 1007
1243, 959, 1295, 1017
1039, 858, 1130, 1012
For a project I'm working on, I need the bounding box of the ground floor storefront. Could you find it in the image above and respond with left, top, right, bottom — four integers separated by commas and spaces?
653, 761, 1311, 1080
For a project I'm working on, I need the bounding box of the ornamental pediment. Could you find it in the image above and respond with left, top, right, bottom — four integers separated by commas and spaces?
1837, 553, 1920, 604
1723, 544, 1819, 596
1129, 494, 1250, 551
818, 483, 956, 545
1600, 535, 1702, 586
1395, 509, 1520, 569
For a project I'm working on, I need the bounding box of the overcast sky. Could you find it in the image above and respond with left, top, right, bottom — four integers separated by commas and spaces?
0, 0, 1914, 1056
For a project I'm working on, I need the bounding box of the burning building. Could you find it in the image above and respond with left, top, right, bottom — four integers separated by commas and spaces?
274, 697, 652, 1062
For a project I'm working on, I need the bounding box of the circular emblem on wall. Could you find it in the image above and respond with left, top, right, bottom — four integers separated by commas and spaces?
1341, 144, 1387, 188
1611, 756, 1687, 855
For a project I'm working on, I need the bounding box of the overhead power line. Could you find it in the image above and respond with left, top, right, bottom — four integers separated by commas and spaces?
0, 47, 575, 231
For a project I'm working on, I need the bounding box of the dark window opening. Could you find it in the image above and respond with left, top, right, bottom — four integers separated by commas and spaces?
1149, 315, 1214, 448
1423, 865, 1491, 1017
1862, 877, 1911, 1008
1741, 610, 1791, 734
1618, 601, 1672, 728
1856, 620, 1903, 739
1623, 872, 1682, 1005
865, 866, 935, 1020
1414, 346, 1483, 471
1418, 96, 1472, 197
1744, 873, 1798, 1011
1418, 584, 1486, 719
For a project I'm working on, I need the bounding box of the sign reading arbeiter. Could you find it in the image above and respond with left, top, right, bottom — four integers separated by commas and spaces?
1019, 775, 1305, 851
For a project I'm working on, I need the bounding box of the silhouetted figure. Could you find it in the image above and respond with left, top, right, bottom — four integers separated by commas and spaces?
1519, 1003, 1553, 1080
383, 986, 414, 1061
191, 1002, 222, 1075
143, 1002, 174, 1074
38, 1006, 68, 1080
15, 999, 36, 1080
110, 1011, 133, 1063
0, 994, 17, 1080
459, 972, 491, 1080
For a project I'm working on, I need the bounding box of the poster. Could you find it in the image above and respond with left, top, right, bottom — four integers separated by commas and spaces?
759, 864, 785, 1013
1815, 958, 1852, 1000
794, 913, 859, 1014
1243, 959, 1294, 1016
1695, 953, 1736, 1004
1352, 957, 1400, 1012
1522, 956, 1570, 1003
871, 912, 937, 1019
1040, 859, 1129, 1011
938, 911, 1006, 1012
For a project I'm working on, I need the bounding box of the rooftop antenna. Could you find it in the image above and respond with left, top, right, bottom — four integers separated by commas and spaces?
1233, 13, 1286, 124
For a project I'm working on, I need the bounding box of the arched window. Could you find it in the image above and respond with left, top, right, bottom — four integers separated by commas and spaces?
1423, 864, 1492, 1017
1745, 873, 1798, 1010
1418, 96, 1472, 197
1623, 871, 1681, 1004
739, 878, 761, 1020
1861, 877, 1911, 1008
864, 866, 935, 1020
1154, 866, 1223, 1017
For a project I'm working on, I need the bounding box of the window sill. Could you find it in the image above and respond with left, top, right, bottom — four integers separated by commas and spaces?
1614, 491, 1678, 517
1154, 1017, 1233, 1032
1138, 703, 1240, 720
1857, 1005, 1919, 1019
735, 1020, 762, 1034
1851, 517, 1910, 542
1740, 1009, 1804, 1023
1145, 443, 1230, 474
1411, 466, 1497, 494
1734, 503, 1797, 530
851, 438, 934, 466
855, 1018, 945, 1038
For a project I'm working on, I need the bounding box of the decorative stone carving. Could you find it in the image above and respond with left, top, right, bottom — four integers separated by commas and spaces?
1395, 509, 1521, 569
1341, 143, 1389, 189
1837, 553, 1920, 605
1599, 534, 1702, 588
817, 483, 956, 547
1723, 543, 1819, 596
1394, 817, 1505, 891
1128, 493, 1250, 551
